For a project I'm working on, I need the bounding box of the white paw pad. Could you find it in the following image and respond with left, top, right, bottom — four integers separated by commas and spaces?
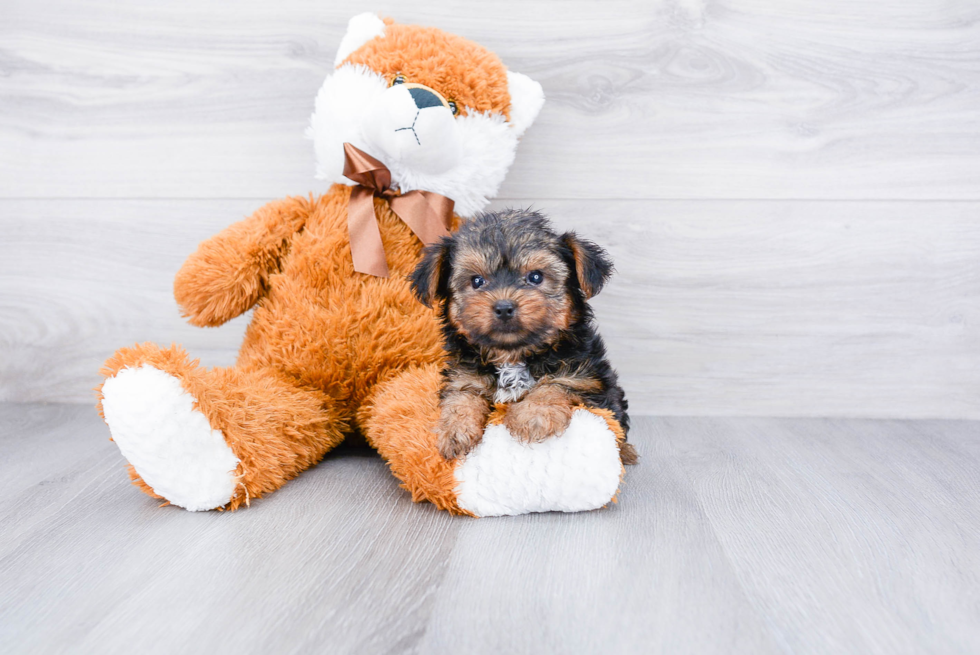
101, 366, 239, 511
454, 410, 624, 517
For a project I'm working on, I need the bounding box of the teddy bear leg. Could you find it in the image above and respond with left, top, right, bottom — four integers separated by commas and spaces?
358, 365, 469, 515
98, 343, 347, 511
361, 364, 629, 517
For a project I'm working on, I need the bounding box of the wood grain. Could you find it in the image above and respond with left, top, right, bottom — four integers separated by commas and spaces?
2, 0, 979, 199
0, 405, 461, 655
663, 416, 980, 655
543, 199, 980, 419
0, 403, 105, 497
2, 2, 979, 418
417, 442, 780, 655
3, 3, 979, 649
0, 199, 255, 405
3, 406, 980, 653
2, 198, 977, 419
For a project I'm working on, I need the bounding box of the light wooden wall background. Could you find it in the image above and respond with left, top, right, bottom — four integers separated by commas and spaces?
1, 0, 978, 418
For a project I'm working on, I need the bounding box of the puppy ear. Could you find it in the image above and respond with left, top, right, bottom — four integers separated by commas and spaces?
411, 239, 452, 307
561, 232, 613, 299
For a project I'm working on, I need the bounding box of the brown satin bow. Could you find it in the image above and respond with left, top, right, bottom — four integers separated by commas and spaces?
343, 142, 454, 277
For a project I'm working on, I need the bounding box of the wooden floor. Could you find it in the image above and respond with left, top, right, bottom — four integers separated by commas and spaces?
1, 404, 978, 654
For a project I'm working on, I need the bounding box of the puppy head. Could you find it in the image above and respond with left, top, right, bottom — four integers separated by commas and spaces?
411, 209, 613, 355
307, 13, 545, 217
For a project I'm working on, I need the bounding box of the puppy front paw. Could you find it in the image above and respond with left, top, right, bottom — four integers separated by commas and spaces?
436, 392, 491, 461
504, 397, 574, 444
437, 423, 484, 461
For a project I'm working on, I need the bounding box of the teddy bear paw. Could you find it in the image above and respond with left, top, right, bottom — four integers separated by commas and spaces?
453, 409, 623, 517
101, 366, 240, 511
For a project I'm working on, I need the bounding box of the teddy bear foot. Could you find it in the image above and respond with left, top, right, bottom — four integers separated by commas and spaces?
365, 365, 630, 517
453, 409, 624, 517
101, 365, 240, 511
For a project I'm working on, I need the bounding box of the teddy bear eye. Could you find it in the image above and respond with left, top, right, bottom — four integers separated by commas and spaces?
471, 275, 486, 289
391, 74, 406, 86
526, 270, 544, 285
448, 100, 458, 116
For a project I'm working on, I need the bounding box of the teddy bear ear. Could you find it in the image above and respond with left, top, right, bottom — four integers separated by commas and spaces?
506, 71, 545, 137
334, 13, 388, 67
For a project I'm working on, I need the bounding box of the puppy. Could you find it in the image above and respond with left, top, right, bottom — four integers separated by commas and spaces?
410, 209, 637, 465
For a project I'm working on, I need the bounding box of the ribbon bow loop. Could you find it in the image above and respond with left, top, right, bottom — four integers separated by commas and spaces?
343, 142, 453, 278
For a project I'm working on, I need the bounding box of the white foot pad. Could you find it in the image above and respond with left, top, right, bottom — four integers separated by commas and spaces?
454, 410, 623, 517
101, 366, 239, 511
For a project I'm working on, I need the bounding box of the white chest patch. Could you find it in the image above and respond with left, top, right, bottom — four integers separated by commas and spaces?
494, 363, 536, 404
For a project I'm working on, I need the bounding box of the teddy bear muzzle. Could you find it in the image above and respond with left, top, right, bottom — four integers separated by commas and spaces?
363, 82, 461, 175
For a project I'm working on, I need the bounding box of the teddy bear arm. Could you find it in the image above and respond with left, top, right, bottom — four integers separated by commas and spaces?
174, 197, 308, 327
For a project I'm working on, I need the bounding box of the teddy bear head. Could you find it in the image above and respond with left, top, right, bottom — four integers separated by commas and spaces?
307, 13, 545, 217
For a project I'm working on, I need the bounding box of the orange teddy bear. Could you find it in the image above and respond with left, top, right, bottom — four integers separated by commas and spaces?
97, 14, 628, 517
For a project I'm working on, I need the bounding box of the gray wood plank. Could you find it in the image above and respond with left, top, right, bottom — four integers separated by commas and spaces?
0, 404, 108, 497
0, 199, 256, 403
558, 199, 980, 420
2, 0, 979, 200
3, 198, 978, 419
0, 404, 461, 655
416, 431, 781, 655
7, 405, 980, 654
3, 406, 980, 653
663, 416, 980, 655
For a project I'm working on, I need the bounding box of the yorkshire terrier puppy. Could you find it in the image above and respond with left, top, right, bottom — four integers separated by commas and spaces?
410, 209, 637, 465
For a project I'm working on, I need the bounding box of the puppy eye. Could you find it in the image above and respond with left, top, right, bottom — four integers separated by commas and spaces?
471, 275, 486, 289
526, 270, 544, 285
448, 100, 458, 116
391, 74, 406, 86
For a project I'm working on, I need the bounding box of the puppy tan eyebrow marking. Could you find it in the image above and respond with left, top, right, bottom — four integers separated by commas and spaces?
453, 250, 495, 276
515, 250, 566, 276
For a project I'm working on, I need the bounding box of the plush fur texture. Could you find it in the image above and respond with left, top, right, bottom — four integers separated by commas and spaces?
361, 363, 628, 517
96, 16, 541, 511
98, 189, 459, 509
98, 340, 350, 510
358, 364, 470, 515
101, 366, 240, 511
455, 409, 624, 516
333, 13, 387, 67
341, 21, 513, 118
307, 13, 544, 217
97, 15, 627, 515
410, 210, 634, 464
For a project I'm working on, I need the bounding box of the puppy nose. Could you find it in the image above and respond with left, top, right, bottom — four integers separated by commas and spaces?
494, 300, 516, 320
408, 86, 445, 110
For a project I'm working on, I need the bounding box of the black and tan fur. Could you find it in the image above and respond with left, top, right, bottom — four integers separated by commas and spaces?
411, 209, 636, 464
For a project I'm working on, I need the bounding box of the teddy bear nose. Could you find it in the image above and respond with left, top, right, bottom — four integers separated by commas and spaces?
408, 87, 445, 110
494, 300, 516, 320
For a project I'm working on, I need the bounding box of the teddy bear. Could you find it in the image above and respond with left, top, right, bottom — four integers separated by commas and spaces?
96, 13, 629, 517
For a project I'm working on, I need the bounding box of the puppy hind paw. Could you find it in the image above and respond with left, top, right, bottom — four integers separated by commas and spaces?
619, 441, 639, 465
